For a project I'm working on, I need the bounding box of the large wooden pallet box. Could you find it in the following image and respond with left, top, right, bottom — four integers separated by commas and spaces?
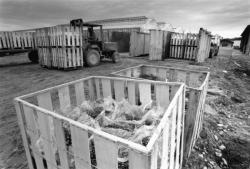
111, 65, 210, 161
35, 25, 84, 69
0, 31, 35, 49
38, 47, 84, 69
14, 76, 185, 169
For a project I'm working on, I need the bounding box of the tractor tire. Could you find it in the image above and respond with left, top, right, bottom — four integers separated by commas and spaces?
85, 49, 100, 67
28, 50, 39, 63
111, 52, 120, 63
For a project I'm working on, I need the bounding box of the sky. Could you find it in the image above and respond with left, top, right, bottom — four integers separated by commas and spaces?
0, 0, 249, 38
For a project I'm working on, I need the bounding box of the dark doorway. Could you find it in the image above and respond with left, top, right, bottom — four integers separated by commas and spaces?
111, 32, 130, 52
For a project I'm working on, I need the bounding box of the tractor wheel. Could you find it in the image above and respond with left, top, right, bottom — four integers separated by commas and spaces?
85, 49, 100, 67
111, 52, 120, 63
28, 50, 39, 63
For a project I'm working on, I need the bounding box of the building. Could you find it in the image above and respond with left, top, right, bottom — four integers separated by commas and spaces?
231, 37, 241, 49
211, 34, 223, 46
240, 25, 250, 55
87, 16, 159, 52
220, 39, 234, 47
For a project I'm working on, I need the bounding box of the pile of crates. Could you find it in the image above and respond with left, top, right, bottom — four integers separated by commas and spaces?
35, 25, 84, 69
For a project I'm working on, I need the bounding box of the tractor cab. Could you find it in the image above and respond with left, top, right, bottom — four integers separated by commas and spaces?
70, 19, 119, 66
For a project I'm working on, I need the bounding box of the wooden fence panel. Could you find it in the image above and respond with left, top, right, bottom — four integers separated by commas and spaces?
169, 32, 198, 60
196, 28, 212, 62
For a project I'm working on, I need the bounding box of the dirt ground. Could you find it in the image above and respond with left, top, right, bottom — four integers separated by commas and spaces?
0, 50, 250, 169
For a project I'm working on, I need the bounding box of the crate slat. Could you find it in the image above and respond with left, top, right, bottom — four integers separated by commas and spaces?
127, 81, 136, 105
169, 106, 177, 169
58, 86, 71, 110
75, 81, 86, 105
37, 112, 57, 169
155, 84, 169, 108
114, 80, 125, 101
95, 79, 101, 99
101, 79, 112, 98
138, 83, 151, 106
14, 102, 35, 169
53, 118, 70, 169
95, 135, 118, 169
70, 124, 91, 169
160, 114, 171, 169
129, 149, 150, 169
37, 92, 53, 111
23, 105, 44, 169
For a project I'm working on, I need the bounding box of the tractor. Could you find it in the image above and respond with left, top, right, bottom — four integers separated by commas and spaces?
70, 19, 119, 66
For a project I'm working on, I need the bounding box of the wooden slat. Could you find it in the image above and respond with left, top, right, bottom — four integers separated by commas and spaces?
175, 95, 183, 169
88, 79, 95, 101
95, 79, 101, 99
53, 118, 70, 169
138, 83, 151, 106
95, 135, 118, 169
155, 84, 169, 108
169, 106, 177, 169
160, 115, 171, 169
158, 68, 167, 81
37, 111, 57, 169
70, 124, 91, 169
113, 80, 125, 101
37, 92, 53, 111
23, 105, 44, 169
14, 102, 35, 169
129, 149, 150, 169
189, 73, 200, 88
101, 79, 112, 98
58, 86, 71, 110
127, 81, 136, 104
176, 70, 186, 83
151, 142, 158, 169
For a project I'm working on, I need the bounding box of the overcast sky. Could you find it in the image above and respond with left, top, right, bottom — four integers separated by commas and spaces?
0, 0, 249, 38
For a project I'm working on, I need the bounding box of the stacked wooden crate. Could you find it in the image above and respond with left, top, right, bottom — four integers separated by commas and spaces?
0, 31, 35, 49
148, 28, 211, 62
111, 64, 210, 162
35, 25, 84, 69
15, 76, 186, 169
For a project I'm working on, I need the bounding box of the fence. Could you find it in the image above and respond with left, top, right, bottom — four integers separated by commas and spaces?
111, 65, 210, 162
0, 31, 35, 49
15, 76, 185, 169
129, 31, 150, 57
35, 25, 84, 69
170, 33, 198, 60
149, 28, 211, 62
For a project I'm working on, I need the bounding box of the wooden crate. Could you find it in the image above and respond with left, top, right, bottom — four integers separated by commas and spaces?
111, 65, 210, 162
0, 32, 13, 49
35, 28, 50, 48
14, 76, 185, 169
35, 25, 83, 48
38, 47, 84, 69
148, 28, 211, 62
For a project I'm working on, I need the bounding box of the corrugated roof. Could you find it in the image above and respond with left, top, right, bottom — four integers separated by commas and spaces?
88, 16, 148, 24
